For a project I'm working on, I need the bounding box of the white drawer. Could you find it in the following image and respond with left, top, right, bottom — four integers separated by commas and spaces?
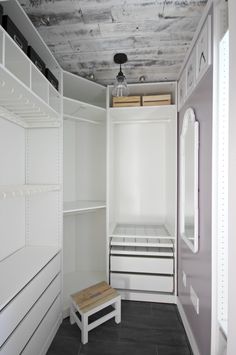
0, 274, 61, 355
21, 295, 61, 355
111, 273, 173, 293
110, 255, 173, 274
0, 253, 61, 347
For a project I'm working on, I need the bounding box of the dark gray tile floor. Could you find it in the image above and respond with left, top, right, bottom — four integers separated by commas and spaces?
47, 301, 193, 355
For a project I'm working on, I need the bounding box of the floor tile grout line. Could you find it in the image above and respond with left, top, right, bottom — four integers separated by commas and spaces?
155, 344, 159, 354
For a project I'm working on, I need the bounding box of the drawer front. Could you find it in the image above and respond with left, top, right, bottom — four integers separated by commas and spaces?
21, 295, 61, 355
110, 256, 173, 274
0, 253, 61, 347
111, 273, 173, 293
0, 274, 61, 355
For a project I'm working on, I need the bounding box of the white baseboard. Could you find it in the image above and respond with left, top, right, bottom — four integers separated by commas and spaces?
177, 297, 201, 355
63, 307, 70, 319
118, 290, 176, 303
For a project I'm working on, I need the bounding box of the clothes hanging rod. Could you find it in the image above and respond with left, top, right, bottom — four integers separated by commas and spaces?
64, 113, 104, 125
113, 119, 171, 125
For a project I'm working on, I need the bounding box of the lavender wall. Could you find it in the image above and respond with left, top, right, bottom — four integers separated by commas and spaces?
178, 68, 213, 355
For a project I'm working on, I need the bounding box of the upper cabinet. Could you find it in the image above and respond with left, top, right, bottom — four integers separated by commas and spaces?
178, 15, 212, 111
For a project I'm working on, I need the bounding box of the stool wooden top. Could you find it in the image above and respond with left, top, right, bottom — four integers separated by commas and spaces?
71, 281, 119, 314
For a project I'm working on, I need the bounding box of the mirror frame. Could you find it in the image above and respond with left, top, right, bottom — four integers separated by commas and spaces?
180, 107, 199, 253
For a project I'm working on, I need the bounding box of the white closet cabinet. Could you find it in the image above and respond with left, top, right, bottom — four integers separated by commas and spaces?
0, 2, 63, 354
63, 71, 107, 312
107, 83, 177, 302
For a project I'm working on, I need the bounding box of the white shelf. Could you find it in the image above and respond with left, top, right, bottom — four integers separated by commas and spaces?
0, 65, 61, 128
111, 224, 174, 239
63, 97, 106, 124
0, 184, 60, 199
63, 200, 106, 214
109, 105, 176, 124
110, 246, 173, 257
0, 246, 60, 311
110, 236, 173, 248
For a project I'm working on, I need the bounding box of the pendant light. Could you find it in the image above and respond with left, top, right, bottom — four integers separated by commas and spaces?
112, 53, 129, 97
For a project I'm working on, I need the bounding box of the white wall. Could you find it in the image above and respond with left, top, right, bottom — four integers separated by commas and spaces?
113, 122, 167, 224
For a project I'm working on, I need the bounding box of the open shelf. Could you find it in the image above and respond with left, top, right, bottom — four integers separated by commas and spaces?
110, 230, 174, 257
0, 27, 61, 128
63, 200, 106, 214
110, 224, 174, 239
0, 65, 61, 128
110, 236, 173, 248
109, 105, 176, 124
0, 246, 60, 311
63, 97, 106, 124
0, 184, 60, 199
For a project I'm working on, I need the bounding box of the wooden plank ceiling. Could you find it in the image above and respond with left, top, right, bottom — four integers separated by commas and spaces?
20, 0, 208, 86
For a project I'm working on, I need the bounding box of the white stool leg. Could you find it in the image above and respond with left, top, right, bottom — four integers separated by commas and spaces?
70, 304, 75, 325
81, 314, 88, 344
115, 297, 121, 324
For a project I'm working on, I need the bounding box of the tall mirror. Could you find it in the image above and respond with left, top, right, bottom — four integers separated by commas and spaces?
180, 108, 199, 253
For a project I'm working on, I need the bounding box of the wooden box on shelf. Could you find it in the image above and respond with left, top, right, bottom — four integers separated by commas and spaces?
112, 96, 141, 107
142, 94, 171, 106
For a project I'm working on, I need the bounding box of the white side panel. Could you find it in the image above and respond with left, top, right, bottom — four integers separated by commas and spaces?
0, 118, 25, 185
165, 118, 177, 237
0, 275, 61, 355
0, 198, 25, 261
228, 0, 236, 353
75, 210, 106, 272
113, 123, 166, 224
63, 120, 76, 202
217, 30, 229, 336
63, 210, 106, 311
26, 192, 59, 246
111, 273, 173, 293
63, 215, 76, 275
0, 254, 60, 346
110, 255, 173, 274
75, 122, 106, 201
26, 129, 60, 184
21, 296, 61, 355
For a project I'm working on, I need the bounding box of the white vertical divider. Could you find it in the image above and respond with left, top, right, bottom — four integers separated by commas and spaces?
217, 29, 229, 336
211, 2, 228, 353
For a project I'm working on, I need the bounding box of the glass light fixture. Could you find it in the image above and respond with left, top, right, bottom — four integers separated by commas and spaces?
112, 53, 129, 97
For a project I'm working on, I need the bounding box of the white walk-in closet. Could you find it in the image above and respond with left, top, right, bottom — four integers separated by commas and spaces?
0, 0, 233, 354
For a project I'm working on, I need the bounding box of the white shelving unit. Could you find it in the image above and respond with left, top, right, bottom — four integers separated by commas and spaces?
64, 97, 106, 125
0, 28, 61, 128
63, 71, 107, 313
107, 82, 177, 302
0, 1, 63, 354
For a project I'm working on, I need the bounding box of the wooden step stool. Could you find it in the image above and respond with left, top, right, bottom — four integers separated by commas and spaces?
70, 281, 121, 344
